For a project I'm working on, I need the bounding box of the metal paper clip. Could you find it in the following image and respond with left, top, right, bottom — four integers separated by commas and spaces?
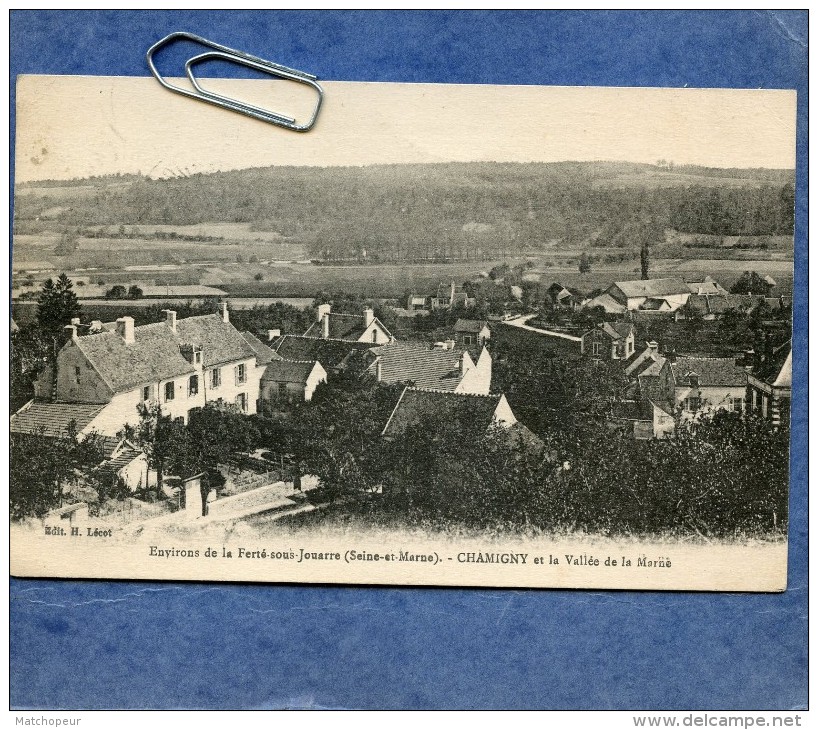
146, 31, 324, 132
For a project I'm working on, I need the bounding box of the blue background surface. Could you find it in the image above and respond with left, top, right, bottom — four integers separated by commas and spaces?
9, 10, 808, 710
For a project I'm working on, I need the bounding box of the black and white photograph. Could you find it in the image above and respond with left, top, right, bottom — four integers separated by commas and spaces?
10, 76, 795, 590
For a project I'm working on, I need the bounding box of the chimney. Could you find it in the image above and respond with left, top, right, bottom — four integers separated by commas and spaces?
220, 302, 229, 323
162, 309, 177, 333
445, 339, 456, 350
646, 340, 659, 356
363, 308, 374, 327
374, 357, 382, 382
63, 324, 78, 341
90, 320, 103, 333
316, 303, 331, 323
70, 317, 81, 326
267, 328, 281, 342
116, 316, 135, 344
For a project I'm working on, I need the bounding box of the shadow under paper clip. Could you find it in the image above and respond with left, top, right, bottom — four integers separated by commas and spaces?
146, 31, 324, 132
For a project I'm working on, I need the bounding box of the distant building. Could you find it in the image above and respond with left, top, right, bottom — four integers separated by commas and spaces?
405, 281, 475, 312
581, 292, 627, 315
453, 318, 491, 348
303, 304, 393, 344
581, 322, 636, 361
606, 278, 691, 312
546, 283, 583, 311
685, 276, 729, 297
670, 356, 748, 420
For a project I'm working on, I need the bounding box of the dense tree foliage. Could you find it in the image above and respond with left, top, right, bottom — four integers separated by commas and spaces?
10, 429, 105, 518
36, 274, 80, 339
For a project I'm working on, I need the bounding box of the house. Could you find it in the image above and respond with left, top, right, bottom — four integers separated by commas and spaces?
93, 437, 156, 492
363, 341, 492, 395
405, 281, 475, 312
686, 276, 728, 296
18, 304, 261, 438
581, 291, 627, 315
606, 278, 691, 312
624, 342, 676, 408
453, 318, 491, 348
270, 334, 374, 372
746, 340, 792, 427
381, 386, 530, 443
611, 399, 675, 440
581, 322, 636, 361
303, 304, 393, 344
240, 331, 326, 411
546, 283, 583, 310
610, 341, 677, 438
670, 356, 748, 420
260, 360, 327, 408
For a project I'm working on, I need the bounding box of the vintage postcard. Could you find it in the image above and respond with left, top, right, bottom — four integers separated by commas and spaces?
10, 76, 796, 590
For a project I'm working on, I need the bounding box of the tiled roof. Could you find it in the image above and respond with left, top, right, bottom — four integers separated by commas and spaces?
175, 315, 256, 368
303, 313, 392, 342
671, 357, 748, 388
598, 322, 633, 340
271, 335, 372, 368
752, 341, 792, 387
98, 445, 142, 475
368, 342, 466, 391
10, 401, 105, 438
687, 280, 728, 296
75, 315, 255, 393
454, 318, 488, 333
583, 293, 626, 314
612, 278, 690, 299
262, 359, 316, 384
382, 387, 503, 438
240, 331, 282, 365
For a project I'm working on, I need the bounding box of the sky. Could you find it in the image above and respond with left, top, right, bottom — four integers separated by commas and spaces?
14, 76, 797, 183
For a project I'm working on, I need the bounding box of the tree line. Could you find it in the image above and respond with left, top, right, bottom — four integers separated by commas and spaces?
14, 162, 795, 265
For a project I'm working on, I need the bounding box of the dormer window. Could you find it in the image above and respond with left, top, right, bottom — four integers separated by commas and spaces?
194, 351, 202, 365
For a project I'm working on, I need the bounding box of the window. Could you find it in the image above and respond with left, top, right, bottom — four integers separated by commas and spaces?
463, 334, 475, 346
235, 393, 248, 412
686, 397, 701, 412
592, 342, 602, 357
731, 397, 744, 412
278, 383, 288, 397
74, 366, 81, 385
627, 341, 633, 356
142, 385, 151, 402
165, 381, 175, 401
372, 329, 378, 343
211, 368, 221, 388
189, 375, 199, 397
194, 351, 202, 365
235, 364, 247, 385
